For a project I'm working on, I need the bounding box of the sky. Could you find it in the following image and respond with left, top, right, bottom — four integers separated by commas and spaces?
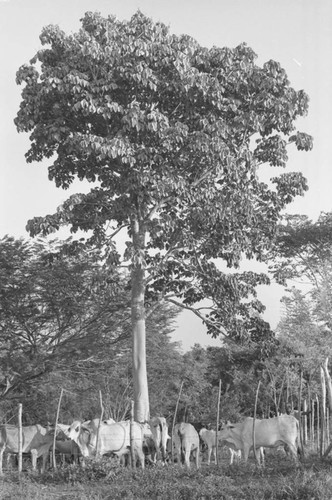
1, 0, 331, 350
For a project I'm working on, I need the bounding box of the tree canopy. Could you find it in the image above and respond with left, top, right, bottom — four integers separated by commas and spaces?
15, 11, 313, 420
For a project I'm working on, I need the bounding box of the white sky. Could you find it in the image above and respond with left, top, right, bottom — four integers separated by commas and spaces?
1, 0, 331, 350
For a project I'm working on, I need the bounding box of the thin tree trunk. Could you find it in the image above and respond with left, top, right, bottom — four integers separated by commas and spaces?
322, 358, 332, 411
131, 220, 149, 422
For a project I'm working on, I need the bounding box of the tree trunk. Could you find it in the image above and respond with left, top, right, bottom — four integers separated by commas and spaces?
322, 358, 332, 411
131, 220, 149, 422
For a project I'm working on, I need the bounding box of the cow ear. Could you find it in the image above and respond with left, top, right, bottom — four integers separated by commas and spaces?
81, 423, 92, 433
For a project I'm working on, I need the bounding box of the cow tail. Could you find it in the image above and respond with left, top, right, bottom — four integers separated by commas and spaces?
160, 421, 167, 461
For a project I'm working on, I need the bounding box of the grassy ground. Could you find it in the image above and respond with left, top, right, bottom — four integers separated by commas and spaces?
0, 452, 331, 500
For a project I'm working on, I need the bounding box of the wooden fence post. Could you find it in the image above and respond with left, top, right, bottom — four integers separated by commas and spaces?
307, 381, 312, 447
18, 403, 23, 474
215, 379, 222, 466
53, 388, 64, 470
316, 395, 320, 453
320, 366, 326, 456
130, 400, 135, 469
322, 357, 332, 448
298, 369, 304, 457
253, 380, 261, 464
303, 399, 308, 445
171, 380, 183, 464
327, 407, 330, 445
96, 390, 104, 457
311, 398, 315, 450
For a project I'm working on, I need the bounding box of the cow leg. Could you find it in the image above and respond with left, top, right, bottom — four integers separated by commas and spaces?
174, 445, 181, 465
136, 447, 145, 469
195, 448, 200, 469
41, 452, 48, 473
284, 442, 298, 460
254, 447, 263, 466
31, 449, 38, 471
161, 444, 167, 463
207, 447, 211, 465
0, 446, 4, 475
184, 449, 190, 468
242, 446, 250, 462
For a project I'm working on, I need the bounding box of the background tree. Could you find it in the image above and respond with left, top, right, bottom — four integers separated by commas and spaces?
15, 11, 313, 421
0, 235, 131, 401
265, 213, 332, 357
263, 212, 332, 412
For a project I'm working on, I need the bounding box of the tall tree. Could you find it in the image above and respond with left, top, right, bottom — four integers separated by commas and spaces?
15, 11, 312, 421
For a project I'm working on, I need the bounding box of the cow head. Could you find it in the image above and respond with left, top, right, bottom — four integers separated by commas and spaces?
218, 421, 235, 440
66, 420, 92, 457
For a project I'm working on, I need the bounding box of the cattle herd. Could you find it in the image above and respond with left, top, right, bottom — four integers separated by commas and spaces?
0, 413, 301, 474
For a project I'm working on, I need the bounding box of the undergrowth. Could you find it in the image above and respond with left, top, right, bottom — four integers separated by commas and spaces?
0, 455, 331, 500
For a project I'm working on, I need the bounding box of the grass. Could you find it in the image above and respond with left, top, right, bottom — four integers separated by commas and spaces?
0, 453, 331, 500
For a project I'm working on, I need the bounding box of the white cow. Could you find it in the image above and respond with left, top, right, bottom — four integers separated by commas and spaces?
149, 416, 170, 463
0, 424, 53, 474
218, 415, 298, 464
199, 427, 244, 465
66, 420, 145, 468
54, 439, 81, 464
228, 446, 242, 464
199, 428, 217, 465
173, 423, 199, 468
